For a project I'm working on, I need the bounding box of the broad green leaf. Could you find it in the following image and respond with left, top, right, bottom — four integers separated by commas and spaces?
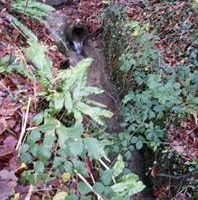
34, 161, 44, 173
111, 173, 145, 196
76, 102, 113, 125
37, 146, 51, 162
112, 154, 124, 177
43, 129, 56, 148
85, 99, 106, 108
73, 109, 83, 123
84, 138, 106, 160
64, 91, 73, 113
26, 130, 41, 147
77, 182, 91, 195
93, 182, 105, 194
68, 139, 83, 156
73, 82, 82, 102
135, 140, 143, 150
54, 92, 64, 111
66, 194, 78, 200
81, 86, 103, 96
100, 170, 113, 185
80, 197, 90, 200
60, 58, 92, 90
37, 123, 56, 132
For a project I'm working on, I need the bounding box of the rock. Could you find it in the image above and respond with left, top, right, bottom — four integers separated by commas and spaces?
46, 11, 68, 54
40, 0, 68, 7
46, 11, 67, 42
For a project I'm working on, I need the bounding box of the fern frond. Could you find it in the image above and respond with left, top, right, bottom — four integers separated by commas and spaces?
23, 40, 53, 88
10, 15, 37, 41
11, 0, 55, 23
0, 55, 33, 79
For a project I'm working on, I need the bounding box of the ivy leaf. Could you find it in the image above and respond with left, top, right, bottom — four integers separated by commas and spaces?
61, 172, 71, 183
64, 161, 73, 173
57, 123, 84, 149
112, 155, 124, 177
20, 151, 32, 163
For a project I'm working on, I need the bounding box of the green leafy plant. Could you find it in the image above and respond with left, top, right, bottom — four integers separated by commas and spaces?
11, 0, 55, 23
102, 4, 197, 199
102, 6, 198, 152
0, 21, 145, 199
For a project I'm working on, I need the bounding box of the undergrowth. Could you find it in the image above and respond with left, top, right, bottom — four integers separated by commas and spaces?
102, 4, 198, 198
0, 3, 145, 199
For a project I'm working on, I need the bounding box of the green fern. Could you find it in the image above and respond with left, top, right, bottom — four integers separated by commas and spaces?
0, 55, 33, 79
52, 58, 113, 125
23, 40, 53, 88
11, 0, 55, 23
10, 15, 37, 41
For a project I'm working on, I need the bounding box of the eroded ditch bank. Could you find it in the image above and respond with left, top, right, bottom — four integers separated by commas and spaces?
45, 9, 153, 199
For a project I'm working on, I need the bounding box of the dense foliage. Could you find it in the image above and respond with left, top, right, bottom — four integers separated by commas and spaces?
0, 0, 197, 199
102, 3, 197, 199
0, 1, 145, 199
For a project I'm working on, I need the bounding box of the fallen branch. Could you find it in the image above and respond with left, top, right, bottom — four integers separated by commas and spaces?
158, 169, 198, 180
24, 185, 34, 200
16, 97, 31, 154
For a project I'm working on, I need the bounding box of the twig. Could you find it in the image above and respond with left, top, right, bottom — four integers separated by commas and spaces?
99, 159, 116, 184
24, 185, 34, 200
158, 169, 198, 180
16, 97, 31, 154
74, 170, 106, 200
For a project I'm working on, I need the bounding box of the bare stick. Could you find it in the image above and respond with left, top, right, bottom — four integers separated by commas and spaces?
74, 170, 105, 200
99, 159, 116, 184
16, 97, 31, 153
158, 169, 198, 180
24, 185, 34, 200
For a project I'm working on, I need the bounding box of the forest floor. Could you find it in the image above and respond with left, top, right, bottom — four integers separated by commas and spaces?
0, 0, 197, 200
